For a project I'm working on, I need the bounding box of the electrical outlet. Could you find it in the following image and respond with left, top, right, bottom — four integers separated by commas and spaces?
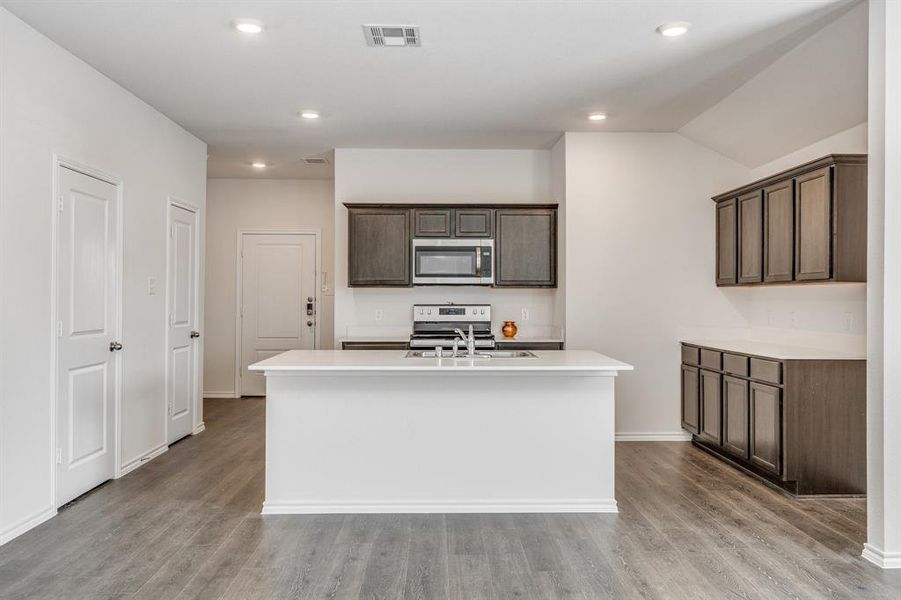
147, 277, 157, 296
374, 309, 384, 321
521, 308, 530, 321
845, 312, 854, 332
789, 311, 797, 328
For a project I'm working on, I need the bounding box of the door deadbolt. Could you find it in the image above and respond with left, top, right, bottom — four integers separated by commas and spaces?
109, 341, 123, 352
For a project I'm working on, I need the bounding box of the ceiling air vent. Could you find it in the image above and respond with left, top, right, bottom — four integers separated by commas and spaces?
363, 25, 420, 47
303, 157, 329, 165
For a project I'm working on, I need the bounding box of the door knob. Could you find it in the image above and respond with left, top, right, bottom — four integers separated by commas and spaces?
190, 331, 200, 338
307, 320, 314, 327
109, 341, 123, 352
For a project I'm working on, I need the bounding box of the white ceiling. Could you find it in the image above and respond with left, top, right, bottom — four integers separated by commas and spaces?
1, 0, 860, 178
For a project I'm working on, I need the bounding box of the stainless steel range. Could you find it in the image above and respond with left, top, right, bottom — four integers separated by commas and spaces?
409, 304, 495, 349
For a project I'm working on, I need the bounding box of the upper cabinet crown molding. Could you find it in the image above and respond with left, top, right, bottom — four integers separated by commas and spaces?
712, 154, 866, 286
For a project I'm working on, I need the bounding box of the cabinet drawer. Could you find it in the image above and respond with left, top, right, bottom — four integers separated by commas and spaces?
681, 345, 699, 365
722, 353, 749, 377
750, 358, 782, 384
700, 349, 722, 370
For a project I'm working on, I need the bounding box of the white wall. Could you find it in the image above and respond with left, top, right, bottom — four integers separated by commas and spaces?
562, 132, 751, 438
333, 149, 559, 343
0, 9, 207, 544
204, 178, 335, 396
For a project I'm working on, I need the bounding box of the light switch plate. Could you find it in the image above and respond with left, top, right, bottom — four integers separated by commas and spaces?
147, 277, 157, 295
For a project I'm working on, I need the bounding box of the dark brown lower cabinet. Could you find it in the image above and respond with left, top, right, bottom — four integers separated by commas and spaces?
723, 376, 750, 459
699, 369, 722, 445
680, 342, 865, 496
749, 382, 781, 475
681, 365, 700, 435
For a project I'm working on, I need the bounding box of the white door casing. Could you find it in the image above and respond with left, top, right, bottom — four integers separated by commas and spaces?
56, 166, 119, 506
239, 232, 318, 396
167, 202, 199, 444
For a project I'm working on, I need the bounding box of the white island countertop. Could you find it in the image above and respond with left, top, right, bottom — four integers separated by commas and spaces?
250, 349, 632, 373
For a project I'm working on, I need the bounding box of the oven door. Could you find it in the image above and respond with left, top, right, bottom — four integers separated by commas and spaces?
412, 239, 494, 285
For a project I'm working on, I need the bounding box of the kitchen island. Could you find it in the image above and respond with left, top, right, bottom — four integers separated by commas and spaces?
249, 349, 632, 514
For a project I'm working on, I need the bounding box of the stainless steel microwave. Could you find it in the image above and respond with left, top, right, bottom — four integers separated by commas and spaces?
412, 238, 494, 285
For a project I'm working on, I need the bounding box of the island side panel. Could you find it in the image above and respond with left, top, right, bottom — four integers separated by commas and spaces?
262, 371, 617, 513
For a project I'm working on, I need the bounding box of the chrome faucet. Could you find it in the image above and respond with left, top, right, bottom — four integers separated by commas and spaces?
454, 325, 476, 357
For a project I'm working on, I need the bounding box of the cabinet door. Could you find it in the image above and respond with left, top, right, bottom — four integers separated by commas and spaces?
413, 209, 452, 237
454, 209, 493, 237
723, 376, 750, 459
681, 365, 700, 435
795, 167, 832, 281
763, 180, 794, 282
749, 382, 782, 475
495, 209, 557, 287
348, 208, 411, 286
738, 191, 763, 283
699, 369, 722, 445
716, 199, 738, 286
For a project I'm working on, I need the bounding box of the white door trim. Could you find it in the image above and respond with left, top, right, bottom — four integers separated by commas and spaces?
50, 155, 124, 508
234, 228, 321, 397
165, 198, 202, 443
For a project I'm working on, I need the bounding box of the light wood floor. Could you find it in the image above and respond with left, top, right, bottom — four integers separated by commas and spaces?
1, 398, 900, 599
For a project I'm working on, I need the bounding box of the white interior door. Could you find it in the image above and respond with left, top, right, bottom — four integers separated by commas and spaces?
56, 166, 118, 506
167, 203, 199, 443
240, 233, 317, 396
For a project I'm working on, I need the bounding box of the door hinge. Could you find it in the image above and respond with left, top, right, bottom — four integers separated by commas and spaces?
57, 320, 63, 338
57, 195, 64, 212
56, 447, 62, 465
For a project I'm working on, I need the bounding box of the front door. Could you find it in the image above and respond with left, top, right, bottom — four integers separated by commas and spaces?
56, 166, 119, 505
167, 203, 199, 443
240, 233, 317, 396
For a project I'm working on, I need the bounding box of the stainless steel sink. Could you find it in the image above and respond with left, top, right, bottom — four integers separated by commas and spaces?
405, 350, 537, 359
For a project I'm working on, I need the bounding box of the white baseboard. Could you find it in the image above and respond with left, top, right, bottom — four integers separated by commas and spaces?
192, 422, 206, 435
117, 443, 168, 477
615, 431, 692, 442
261, 499, 618, 514
203, 391, 238, 399
0, 505, 56, 546
862, 543, 901, 568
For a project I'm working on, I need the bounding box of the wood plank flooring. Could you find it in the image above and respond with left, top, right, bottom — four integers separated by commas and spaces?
1, 397, 900, 599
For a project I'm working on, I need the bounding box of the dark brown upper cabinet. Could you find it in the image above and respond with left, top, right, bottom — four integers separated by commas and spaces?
495, 208, 557, 287
413, 208, 452, 237
347, 207, 411, 287
716, 199, 738, 286
795, 167, 832, 281
712, 154, 866, 286
346, 203, 557, 288
454, 209, 494, 237
737, 191, 763, 283
763, 180, 794, 282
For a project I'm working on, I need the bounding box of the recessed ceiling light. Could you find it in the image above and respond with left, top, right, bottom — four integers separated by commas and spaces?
299, 111, 320, 120
251, 161, 267, 169
656, 21, 691, 37
233, 19, 264, 34
588, 113, 607, 121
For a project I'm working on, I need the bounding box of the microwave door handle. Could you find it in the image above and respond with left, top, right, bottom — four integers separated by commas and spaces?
475, 246, 482, 276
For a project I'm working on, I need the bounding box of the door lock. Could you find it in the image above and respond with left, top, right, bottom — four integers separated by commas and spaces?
190, 331, 200, 338
307, 320, 314, 327
306, 296, 315, 316
109, 341, 123, 352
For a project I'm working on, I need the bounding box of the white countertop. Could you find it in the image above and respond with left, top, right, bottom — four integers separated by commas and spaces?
682, 339, 865, 360
250, 350, 632, 372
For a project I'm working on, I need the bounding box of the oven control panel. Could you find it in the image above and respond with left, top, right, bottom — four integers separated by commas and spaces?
413, 304, 491, 322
